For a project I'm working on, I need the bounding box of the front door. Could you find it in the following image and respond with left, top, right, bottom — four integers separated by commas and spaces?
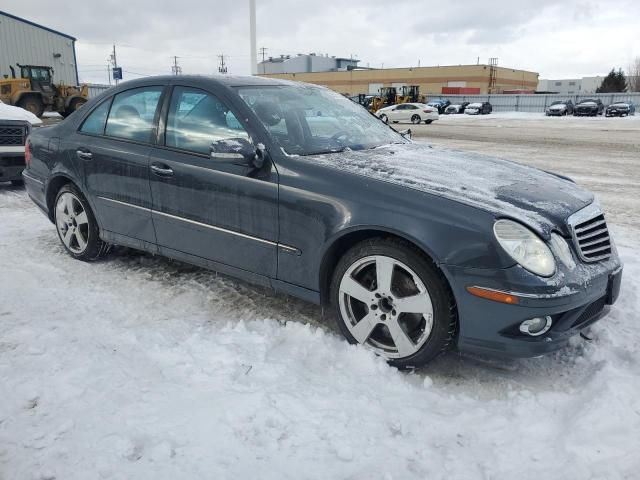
74, 85, 165, 245
148, 85, 278, 277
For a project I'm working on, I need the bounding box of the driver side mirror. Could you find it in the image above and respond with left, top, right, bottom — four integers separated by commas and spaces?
210, 137, 265, 168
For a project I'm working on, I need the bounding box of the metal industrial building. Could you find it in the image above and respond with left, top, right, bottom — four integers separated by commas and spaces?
0, 10, 79, 85
259, 53, 360, 74
260, 64, 539, 95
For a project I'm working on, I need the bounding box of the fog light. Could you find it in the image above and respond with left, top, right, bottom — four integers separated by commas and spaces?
519, 316, 552, 336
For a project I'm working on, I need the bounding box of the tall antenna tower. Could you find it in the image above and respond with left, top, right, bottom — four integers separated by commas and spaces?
249, 0, 257, 75
488, 57, 498, 93
171, 56, 182, 75
218, 54, 228, 74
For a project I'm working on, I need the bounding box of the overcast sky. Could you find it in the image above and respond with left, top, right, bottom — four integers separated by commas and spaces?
7, 0, 640, 84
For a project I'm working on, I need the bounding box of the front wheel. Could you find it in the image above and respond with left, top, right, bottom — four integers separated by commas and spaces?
54, 184, 110, 261
411, 114, 421, 124
329, 238, 456, 369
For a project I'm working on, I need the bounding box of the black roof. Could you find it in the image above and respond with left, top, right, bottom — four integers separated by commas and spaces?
0, 10, 76, 41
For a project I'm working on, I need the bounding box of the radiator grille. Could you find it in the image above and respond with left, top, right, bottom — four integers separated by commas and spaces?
0, 125, 27, 146
569, 210, 611, 262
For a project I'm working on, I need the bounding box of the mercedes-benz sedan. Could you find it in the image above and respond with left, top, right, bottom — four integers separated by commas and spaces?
22, 76, 622, 368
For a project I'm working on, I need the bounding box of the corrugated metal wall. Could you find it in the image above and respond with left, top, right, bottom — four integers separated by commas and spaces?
423, 93, 640, 112
87, 84, 112, 98
0, 12, 78, 85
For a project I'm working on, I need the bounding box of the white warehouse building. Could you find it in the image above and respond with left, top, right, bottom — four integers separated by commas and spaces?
0, 10, 79, 85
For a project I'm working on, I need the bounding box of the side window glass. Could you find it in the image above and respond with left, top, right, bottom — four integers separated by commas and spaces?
79, 99, 111, 135
105, 86, 163, 143
166, 86, 249, 155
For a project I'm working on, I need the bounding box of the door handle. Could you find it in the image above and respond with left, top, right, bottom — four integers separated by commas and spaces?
150, 164, 174, 177
76, 150, 92, 160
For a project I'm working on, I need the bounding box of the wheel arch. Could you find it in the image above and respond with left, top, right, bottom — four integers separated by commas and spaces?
45, 174, 76, 222
318, 226, 457, 308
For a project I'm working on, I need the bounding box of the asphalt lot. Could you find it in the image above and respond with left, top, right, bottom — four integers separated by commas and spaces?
411, 113, 640, 230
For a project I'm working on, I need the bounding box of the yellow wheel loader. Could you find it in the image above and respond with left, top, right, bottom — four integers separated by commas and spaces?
0, 65, 88, 118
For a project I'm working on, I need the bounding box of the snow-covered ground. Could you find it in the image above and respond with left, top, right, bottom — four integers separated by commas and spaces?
1, 117, 639, 478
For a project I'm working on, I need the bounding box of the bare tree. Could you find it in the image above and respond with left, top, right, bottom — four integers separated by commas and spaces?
629, 57, 640, 92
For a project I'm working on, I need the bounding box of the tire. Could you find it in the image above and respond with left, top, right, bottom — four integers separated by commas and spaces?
424, 120, 433, 124
411, 114, 421, 124
329, 238, 456, 369
17, 95, 44, 117
380, 114, 388, 124
62, 97, 87, 118
54, 183, 110, 261
11, 179, 24, 187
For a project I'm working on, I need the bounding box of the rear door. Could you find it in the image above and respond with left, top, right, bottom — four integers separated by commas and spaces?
148, 85, 278, 277
74, 85, 166, 246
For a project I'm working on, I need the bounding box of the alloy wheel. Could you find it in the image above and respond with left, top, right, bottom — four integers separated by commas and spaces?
55, 192, 89, 254
338, 255, 434, 359
411, 114, 421, 124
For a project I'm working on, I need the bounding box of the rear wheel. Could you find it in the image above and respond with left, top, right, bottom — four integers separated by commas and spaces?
330, 238, 456, 369
54, 184, 110, 261
424, 120, 433, 124
17, 95, 44, 117
411, 114, 421, 124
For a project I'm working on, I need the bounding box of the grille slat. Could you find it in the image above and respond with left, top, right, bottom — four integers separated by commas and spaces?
568, 208, 612, 263
0, 125, 27, 146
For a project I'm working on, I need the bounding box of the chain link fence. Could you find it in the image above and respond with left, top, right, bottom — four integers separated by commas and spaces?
422, 93, 640, 113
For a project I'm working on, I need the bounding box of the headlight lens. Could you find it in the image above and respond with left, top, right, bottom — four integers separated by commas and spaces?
493, 220, 556, 277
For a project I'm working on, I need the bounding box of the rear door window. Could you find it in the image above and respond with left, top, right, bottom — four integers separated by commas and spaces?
105, 86, 163, 143
79, 99, 112, 135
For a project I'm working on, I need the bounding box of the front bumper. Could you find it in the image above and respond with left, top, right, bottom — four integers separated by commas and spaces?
574, 109, 598, 116
606, 110, 629, 117
546, 110, 566, 116
446, 252, 622, 358
0, 149, 26, 182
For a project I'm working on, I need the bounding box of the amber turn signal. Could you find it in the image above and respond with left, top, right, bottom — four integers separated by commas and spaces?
466, 286, 519, 305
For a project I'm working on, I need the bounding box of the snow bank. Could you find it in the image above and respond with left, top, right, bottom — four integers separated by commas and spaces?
0, 101, 42, 125
0, 191, 638, 479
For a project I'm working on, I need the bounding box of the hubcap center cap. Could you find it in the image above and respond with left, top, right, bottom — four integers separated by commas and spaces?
378, 296, 393, 313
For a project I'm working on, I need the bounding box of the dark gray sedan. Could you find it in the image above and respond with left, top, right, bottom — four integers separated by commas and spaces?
22, 75, 622, 368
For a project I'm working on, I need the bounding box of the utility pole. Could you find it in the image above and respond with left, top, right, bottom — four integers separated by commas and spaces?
218, 54, 228, 74
249, 0, 257, 75
259, 47, 268, 62
110, 44, 119, 85
106, 61, 112, 86
171, 56, 182, 75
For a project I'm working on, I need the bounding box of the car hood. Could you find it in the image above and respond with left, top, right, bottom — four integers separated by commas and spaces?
0, 101, 42, 125
309, 143, 593, 236
608, 104, 629, 109
549, 104, 566, 110
577, 102, 597, 108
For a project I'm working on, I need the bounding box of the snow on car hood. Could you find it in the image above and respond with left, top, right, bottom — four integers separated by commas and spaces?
549, 104, 566, 110
309, 142, 593, 235
0, 101, 42, 125
578, 102, 597, 107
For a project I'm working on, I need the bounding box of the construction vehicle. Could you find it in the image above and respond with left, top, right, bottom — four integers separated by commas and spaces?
0, 64, 88, 118
370, 86, 397, 112
396, 85, 421, 104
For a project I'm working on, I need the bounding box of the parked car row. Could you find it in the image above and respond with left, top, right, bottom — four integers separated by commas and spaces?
442, 100, 493, 115
546, 99, 636, 117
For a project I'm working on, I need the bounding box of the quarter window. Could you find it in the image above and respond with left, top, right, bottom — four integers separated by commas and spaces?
165, 86, 249, 155
105, 86, 163, 143
79, 99, 111, 135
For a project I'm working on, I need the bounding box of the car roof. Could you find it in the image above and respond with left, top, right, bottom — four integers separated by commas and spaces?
105, 74, 304, 91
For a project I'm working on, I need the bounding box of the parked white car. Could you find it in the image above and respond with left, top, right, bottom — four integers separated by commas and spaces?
375, 103, 439, 124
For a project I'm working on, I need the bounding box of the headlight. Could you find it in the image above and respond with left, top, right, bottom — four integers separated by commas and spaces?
493, 220, 556, 277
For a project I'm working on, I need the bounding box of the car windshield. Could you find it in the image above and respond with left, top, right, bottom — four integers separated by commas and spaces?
236, 84, 406, 156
